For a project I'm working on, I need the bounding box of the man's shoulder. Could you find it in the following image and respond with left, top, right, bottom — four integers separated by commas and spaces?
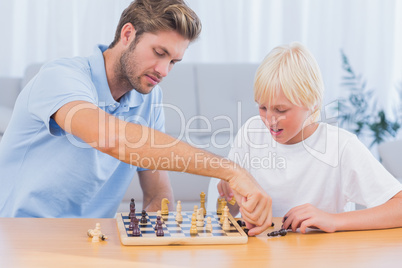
41, 56, 91, 78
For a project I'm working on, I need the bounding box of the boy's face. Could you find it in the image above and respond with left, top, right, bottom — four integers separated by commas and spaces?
258, 89, 316, 144
119, 30, 189, 94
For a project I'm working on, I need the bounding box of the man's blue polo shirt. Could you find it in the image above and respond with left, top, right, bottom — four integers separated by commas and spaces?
0, 45, 165, 218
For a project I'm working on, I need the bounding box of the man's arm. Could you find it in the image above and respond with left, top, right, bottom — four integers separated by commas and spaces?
53, 101, 272, 235
138, 170, 174, 211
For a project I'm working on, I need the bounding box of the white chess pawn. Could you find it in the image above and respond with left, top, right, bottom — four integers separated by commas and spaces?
205, 217, 213, 232
175, 200, 183, 222
196, 208, 204, 227
222, 215, 230, 231
91, 223, 102, 242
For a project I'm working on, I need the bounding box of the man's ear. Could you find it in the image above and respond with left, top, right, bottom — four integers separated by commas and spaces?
120, 23, 137, 47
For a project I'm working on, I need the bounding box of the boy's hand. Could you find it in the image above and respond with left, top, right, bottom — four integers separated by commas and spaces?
282, 203, 337, 233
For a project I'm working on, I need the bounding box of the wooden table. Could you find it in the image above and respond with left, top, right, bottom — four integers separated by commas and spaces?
1, 217, 401, 268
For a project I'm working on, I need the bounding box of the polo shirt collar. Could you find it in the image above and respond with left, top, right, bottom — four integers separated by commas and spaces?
88, 45, 144, 110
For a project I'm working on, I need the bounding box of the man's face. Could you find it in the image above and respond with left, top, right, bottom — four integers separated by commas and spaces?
258, 88, 313, 145
118, 31, 190, 94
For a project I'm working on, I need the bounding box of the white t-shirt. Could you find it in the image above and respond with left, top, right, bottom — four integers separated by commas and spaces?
229, 116, 402, 217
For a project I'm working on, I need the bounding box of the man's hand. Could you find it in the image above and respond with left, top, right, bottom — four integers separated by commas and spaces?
226, 169, 272, 236
282, 203, 337, 233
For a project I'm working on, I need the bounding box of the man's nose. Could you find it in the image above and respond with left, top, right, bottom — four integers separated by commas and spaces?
155, 61, 170, 78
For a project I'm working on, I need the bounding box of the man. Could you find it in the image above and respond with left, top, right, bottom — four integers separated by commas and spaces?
0, 0, 271, 236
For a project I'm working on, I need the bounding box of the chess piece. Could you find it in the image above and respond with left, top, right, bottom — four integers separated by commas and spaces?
217, 198, 222, 214
190, 213, 198, 235
222, 215, 230, 231
196, 208, 204, 227
205, 217, 213, 232
90, 223, 102, 242
157, 210, 163, 223
87, 223, 107, 241
129, 206, 136, 221
140, 210, 147, 224
175, 200, 183, 222
227, 196, 236, 206
129, 198, 135, 218
161, 198, 170, 215
155, 216, 163, 231
221, 205, 229, 224
193, 205, 198, 214
200, 192, 206, 216
132, 218, 141, 237
129, 216, 135, 231
156, 221, 164, 236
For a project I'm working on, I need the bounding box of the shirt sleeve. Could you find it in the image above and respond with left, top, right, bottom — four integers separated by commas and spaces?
27, 62, 97, 136
340, 135, 402, 208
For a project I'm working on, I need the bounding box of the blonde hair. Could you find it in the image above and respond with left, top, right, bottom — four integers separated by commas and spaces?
254, 42, 324, 121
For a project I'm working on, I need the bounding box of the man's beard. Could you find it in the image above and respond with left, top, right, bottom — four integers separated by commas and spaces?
116, 41, 156, 95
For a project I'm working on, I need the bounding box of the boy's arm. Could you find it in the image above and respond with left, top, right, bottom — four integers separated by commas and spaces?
53, 101, 272, 235
283, 191, 402, 233
335, 190, 402, 231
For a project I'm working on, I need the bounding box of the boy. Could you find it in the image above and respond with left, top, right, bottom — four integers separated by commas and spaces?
218, 42, 402, 233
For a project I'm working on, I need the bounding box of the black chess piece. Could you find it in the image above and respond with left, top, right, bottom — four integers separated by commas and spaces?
155, 216, 162, 231
129, 198, 135, 218
132, 218, 140, 237
141, 210, 147, 224
156, 222, 164, 236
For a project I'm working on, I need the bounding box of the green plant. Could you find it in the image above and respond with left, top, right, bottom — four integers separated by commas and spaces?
337, 50, 400, 148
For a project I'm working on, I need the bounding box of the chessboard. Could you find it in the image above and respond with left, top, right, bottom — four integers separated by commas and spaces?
115, 211, 248, 246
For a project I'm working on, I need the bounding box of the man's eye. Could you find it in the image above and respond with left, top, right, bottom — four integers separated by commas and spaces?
154, 50, 164, 56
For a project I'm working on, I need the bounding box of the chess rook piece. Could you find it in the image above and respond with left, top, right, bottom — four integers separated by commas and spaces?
175, 200, 183, 222
161, 198, 170, 215
217, 198, 222, 214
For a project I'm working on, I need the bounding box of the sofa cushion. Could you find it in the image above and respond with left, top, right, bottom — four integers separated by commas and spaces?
196, 63, 259, 134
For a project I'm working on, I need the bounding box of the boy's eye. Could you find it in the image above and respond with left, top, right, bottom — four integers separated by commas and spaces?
276, 108, 287, 113
259, 106, 267, 111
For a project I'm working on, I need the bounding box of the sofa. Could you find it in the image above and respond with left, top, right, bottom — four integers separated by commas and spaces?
0, 62, 260, 212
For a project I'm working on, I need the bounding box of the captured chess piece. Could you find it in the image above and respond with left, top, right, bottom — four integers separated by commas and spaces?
267, 229, 287, 237
87, 223, 107, 242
